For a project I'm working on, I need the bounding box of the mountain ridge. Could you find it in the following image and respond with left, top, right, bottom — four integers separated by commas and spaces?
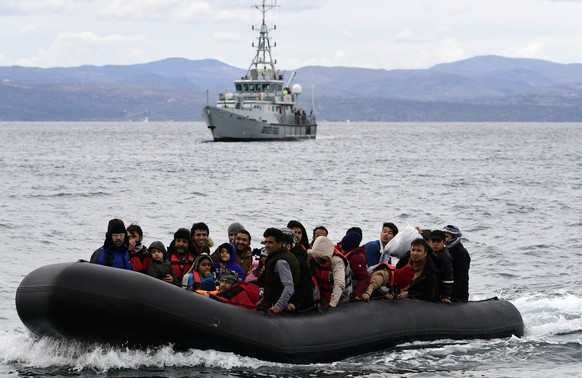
2, 55, 582, 121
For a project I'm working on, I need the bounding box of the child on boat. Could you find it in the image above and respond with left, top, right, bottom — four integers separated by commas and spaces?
212, 243, 246, 281
145, 241, 178, 285
182, 253, 216, 291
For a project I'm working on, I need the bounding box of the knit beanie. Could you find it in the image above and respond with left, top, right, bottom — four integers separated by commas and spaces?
393, 265, 416, 288
227, 222, 245, 235
107, 218, 126, 234
443, 225, 462, 237
174, 228, 191, 241
148, 240, 167, 257
200, 277, 217, 291
218, 270, 240, 284
341, 232, 362, 252
193, 253, 213, 271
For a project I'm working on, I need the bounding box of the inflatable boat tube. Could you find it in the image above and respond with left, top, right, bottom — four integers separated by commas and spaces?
16, 261, 524, 364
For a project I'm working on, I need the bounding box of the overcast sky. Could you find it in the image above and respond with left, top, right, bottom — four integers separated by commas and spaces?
1, 0, 582, 70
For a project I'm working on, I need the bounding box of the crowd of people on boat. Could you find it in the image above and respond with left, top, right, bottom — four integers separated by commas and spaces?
89, 218, 471, 313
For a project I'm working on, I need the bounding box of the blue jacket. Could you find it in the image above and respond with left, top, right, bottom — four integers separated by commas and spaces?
364, 240, 391, 267
213, 243, 246, 281
96, 246, 133, 270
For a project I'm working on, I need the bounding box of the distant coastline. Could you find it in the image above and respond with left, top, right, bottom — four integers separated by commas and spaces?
2, 55, 582, 122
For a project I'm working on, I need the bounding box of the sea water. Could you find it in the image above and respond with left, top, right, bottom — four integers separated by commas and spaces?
0, 121, 581, 377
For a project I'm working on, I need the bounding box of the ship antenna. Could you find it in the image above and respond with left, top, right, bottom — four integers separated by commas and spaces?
248, 0, 279, 80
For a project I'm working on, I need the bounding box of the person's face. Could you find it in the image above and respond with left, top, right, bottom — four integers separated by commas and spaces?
193, 230, 209, 248
228, 232, 237, 243
410, 244, 427, 263
197, 260, 212, 276
380, 227, 395, 244
264, 236, 282, 254
111, 232, 125, 248
174, 238, 189, 254
219, 279, 233, 292
292, 227, 302, 244
128, 231, 141, 251
313, 228, 327, 241
444, 232, 453, 242
150, 248, 164, 262
220, 248, 231, 262
429, 238, 445, 252
235, 233, 250, 251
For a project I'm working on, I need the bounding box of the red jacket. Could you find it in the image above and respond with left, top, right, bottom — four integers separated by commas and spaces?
344, 246, 370, 299
209, 282, 260, 310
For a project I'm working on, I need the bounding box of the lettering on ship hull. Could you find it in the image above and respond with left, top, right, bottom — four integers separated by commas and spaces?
261, 126, 280, 135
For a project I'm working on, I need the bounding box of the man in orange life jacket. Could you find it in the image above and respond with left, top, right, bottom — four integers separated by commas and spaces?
256, 228, 299, 314
166, 228, 196, 283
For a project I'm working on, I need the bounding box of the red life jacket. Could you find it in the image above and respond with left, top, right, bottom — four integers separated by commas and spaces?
129, 252, 152, 273
311, 250, 351, 307
169, 252, 195, 281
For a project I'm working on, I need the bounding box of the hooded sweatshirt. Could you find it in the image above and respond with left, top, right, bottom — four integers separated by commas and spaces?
309, 236, 348, 307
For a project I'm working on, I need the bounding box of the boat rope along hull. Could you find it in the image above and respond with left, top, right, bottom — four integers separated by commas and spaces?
15, 261, 524, 364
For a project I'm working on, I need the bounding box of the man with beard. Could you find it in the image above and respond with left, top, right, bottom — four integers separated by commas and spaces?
166, 228, 196, 283
90, 218, 133, 270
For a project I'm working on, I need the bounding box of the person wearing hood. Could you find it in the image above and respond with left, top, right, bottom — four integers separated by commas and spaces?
287, 220, 310, 251
309, 235, 350, 308
166, 228, 196, 283
341, 231, 370, 301
90, 218, 133, 270
182, 253, 216, 291
212, 242, 246, 281
145, 241, 178, 285
281, 227, 314, 312
443, 225, 471, 302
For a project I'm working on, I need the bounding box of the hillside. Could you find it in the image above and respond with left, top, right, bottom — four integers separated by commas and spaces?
1, 55, 582, 121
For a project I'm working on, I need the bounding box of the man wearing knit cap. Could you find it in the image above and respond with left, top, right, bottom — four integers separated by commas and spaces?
90, 218, 133, 270
341, 231, 370, 301
443, 225, 471, 302
227, 222, 245, 243
428, 230, 454, 304
364, 222, 399, 267
166, 228, 196, 283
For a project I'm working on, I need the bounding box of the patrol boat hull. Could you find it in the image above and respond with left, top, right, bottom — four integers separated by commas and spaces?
16, 261, 524, 364
202, 105, 317, 141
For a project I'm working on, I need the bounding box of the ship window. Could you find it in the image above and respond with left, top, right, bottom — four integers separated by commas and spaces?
262, 84, 270, 91
243, 84, 249, 91
249, 84, 255, 91
236, 84, 242, 91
